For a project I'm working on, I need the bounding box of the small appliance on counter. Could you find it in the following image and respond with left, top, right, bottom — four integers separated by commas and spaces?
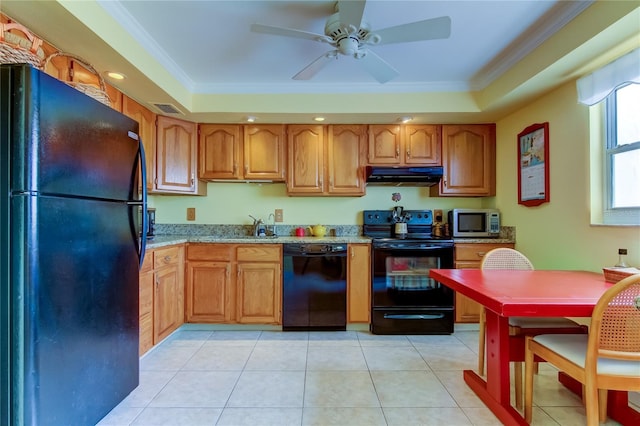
146, 208, 156, 239
448, 208, 500, 238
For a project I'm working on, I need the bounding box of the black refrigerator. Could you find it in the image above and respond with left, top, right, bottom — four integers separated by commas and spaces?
1, 64, 147, 425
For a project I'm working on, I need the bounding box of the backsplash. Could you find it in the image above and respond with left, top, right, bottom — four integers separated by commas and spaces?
154, 224, 362, 237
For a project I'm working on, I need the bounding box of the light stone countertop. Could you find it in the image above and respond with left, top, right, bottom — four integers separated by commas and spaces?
146, 235, 372, 249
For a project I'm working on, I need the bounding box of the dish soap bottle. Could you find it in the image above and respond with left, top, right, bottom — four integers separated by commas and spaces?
615, 248, 628, 268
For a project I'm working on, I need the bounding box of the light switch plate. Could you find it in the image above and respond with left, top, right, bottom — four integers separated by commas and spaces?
186, 207, 196, 221
275, 209, 283, 222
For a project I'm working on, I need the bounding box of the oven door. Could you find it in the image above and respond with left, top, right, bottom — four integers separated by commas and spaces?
371, 244, 454, 308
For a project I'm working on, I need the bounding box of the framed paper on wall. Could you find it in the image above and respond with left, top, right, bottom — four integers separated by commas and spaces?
517, 122, 550, 206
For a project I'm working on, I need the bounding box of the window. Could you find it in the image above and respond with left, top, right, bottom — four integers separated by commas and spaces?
604, 83, 640, 224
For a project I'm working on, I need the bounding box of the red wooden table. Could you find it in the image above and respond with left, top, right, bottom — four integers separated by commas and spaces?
430, 269, 640, 426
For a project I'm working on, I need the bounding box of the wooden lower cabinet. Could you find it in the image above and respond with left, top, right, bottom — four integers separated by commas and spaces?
153, 245, 185, 343
139, 251, 154, 356
454, 242, 514, 323
186, 243, 282, 324
347, 244, 371, 323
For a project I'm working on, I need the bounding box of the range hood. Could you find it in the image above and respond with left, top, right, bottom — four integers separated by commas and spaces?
365, 166, 443, 186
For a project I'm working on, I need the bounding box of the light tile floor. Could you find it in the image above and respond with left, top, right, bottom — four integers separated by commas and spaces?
99, 328, 640, 425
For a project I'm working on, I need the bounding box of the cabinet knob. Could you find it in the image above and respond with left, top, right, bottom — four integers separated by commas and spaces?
443, 176, 447, 187
244, 164, 248, 174
406, 149, 411, 158
395, 147, 400, 158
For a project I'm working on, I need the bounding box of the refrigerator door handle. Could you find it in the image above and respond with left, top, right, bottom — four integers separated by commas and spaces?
138, 138, 148, 270
127, 136, 147, 270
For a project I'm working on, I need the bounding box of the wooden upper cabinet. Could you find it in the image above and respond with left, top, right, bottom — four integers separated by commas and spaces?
244, 124, 285, 180
433, 124, 496, 197
327, 124, 366, 196
122, 96, 156, 191
368, 125, 402, 165
104, 83, 123, 112
198, 124, 285, 181
199, 124, 242, 180
368, 124, 441, 166
287, 124, 365, 196
286, 124, 325, 195
404, 125, 441, 165
156, 115, 206, 195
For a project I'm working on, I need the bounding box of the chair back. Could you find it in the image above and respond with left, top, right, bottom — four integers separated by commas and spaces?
587, 273, 640, 363
480, 248, 534, 271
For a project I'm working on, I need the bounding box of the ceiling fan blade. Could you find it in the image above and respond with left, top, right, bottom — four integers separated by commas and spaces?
358, 49, 399, 84
338, 0, 366, 31
372, 16, 451, 45
292, 51, 339, 80
251, 23, 332, 44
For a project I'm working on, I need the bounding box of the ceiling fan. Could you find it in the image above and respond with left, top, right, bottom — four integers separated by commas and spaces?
250, 0, 451, 83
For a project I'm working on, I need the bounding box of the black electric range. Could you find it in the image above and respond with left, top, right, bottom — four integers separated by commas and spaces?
363, 210, 455, 335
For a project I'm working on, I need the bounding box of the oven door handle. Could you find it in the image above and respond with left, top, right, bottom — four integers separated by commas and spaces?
383, 313, 445, 320
374, 244, 453, 250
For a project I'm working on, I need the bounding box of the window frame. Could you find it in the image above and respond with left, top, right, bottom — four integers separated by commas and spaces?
602, 83, 640, 225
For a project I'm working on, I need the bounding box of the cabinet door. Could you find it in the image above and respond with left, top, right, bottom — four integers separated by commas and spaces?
404, 125, 441, 165
348, 244, 370, 323
154, 264, 181, 343
123, 96, 156, 191
185, 261, 233, 322
156, 116, 205, 194
327, 125, 366, 196
104, 83, 123, 112
236, 262, 282, 324
368, 125, 402, 165
286, 125, 325, 195
199, 124, 242, 180
244, 124, 285, 181
454, 242, 514, 323
437, 124, 496, 196
139, 252, 154, 356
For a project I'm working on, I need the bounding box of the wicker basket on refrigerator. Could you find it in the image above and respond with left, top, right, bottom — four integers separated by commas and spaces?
0, 22, 45, 68
43, 51, 111, 106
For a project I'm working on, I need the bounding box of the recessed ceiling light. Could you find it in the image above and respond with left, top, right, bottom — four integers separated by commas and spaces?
105, 71, 126, 80
314, 116, 325, 122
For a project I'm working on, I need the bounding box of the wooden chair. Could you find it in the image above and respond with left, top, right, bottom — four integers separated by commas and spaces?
524, 273, 640, 425
478, 248, 586, 409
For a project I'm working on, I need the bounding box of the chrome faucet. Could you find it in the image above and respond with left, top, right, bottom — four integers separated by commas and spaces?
249, 215, 265, 237
268, 213, 277, 237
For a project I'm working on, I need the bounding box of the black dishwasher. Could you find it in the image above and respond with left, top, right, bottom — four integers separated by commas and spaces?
282, 243, 347, 331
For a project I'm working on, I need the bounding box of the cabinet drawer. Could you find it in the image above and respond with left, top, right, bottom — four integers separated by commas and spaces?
187, 243, 233, 261
154, 245, 182, 268
237, 245, 281, 262
455, 243, 514, 262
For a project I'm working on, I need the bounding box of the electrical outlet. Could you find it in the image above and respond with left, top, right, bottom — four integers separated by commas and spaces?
186, 207, 196, 221
434, 209, 443, 223
274, 209, 284, 222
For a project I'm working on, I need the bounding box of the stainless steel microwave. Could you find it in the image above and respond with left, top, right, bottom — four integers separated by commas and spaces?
448, 209, 500, 238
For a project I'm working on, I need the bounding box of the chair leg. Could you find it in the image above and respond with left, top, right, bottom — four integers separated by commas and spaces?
514, 361, 523, 410
478, 308, 486, 375
524, 337, 535, 423
584, 379, 600, 426
598, 389, 608, 423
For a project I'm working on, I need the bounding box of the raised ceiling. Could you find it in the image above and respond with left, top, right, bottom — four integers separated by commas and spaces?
2, 1, 637, 123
